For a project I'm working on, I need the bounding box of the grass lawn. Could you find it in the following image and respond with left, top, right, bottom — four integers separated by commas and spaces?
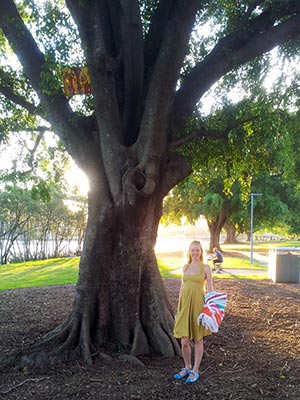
0, 257, 80, 290
222, 240, 300, 253
157, 253, 267, 278
0, 246, 270, 291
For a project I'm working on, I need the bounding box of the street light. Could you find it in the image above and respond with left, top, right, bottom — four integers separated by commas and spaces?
250, 192, 262, 264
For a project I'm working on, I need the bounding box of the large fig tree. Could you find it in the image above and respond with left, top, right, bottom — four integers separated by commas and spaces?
1, 0, 300, 365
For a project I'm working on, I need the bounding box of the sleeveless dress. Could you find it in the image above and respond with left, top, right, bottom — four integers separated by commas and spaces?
173, 262, 211, 340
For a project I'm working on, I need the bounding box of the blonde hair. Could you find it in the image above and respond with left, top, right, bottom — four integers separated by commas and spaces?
187, 240, 203, 264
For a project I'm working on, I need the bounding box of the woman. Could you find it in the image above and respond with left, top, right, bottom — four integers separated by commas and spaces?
173, 240, 214, 383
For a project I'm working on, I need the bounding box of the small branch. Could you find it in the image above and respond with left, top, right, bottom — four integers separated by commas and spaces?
171, 112, 262, 147
242, 0, 265, 23
27, 129, 46, 167
9, 126, 50, 133
171, 128, 228, 148
0, 83, 40, 116
0, 377, 50, 395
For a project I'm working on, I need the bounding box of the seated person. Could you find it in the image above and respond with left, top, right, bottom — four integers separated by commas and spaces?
212, 247, 223, 270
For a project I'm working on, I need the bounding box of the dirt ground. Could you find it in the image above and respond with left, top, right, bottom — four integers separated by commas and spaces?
0, 278, 299, 400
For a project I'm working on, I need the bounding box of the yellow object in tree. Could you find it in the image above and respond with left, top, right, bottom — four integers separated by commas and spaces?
62, 66, 91, 97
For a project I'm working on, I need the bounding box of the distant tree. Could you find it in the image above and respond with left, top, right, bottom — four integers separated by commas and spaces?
0, 184, 37, 264
223, 221, 240, 244
0, 175, 87, 263
162, 176, 243, 251
0, 136, 87, 263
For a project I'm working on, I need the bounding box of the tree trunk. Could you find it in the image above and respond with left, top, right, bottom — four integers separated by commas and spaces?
223, 222, 239, 244
8, 176, 180, 368
207, 220, 225, 252
207, 213, 226, 253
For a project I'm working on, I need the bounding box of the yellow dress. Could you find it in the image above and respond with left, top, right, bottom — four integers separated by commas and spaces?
173, 262, 211, 340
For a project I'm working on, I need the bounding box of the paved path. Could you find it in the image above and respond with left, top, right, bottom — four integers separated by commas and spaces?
220, 268, 267, 276
220, 252, 269, 277
238, 251, 269, 266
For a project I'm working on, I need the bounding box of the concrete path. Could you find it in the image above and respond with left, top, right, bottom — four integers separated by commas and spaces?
238, 251, 269, 266
220, 268, 267, 276
220, 251, 268, 277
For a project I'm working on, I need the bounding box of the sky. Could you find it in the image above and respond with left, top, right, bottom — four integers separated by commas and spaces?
0, 131, 89, 196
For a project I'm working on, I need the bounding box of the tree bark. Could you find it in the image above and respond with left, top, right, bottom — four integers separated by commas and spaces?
4, 167, 181, 368
223, 222, 240, 244
207, 219, 225, 252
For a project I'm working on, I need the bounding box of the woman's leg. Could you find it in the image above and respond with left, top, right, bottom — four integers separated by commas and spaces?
192, 339, 204, 373
181, 337, 192, 370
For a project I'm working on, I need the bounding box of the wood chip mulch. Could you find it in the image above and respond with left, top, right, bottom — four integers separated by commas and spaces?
0, 278, 299, 399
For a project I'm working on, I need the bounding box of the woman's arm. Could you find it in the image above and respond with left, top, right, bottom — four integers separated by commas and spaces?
177, 264, 187, 303
204, 264, 214, 293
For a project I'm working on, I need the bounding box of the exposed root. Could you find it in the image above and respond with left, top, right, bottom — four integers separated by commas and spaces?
1, 309, 180, 371
145, 323, 180, 356
54, 319, 80, 355
118, 354, 145, 368
0, 312, 94, 370
80, 315, 93, 365
131, 320, 150, 356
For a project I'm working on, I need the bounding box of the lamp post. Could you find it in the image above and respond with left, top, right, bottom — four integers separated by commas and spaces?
250, 193, 262, 264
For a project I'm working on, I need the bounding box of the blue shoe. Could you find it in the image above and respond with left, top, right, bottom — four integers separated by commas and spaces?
173, 367, 190, 380
186, 371, 200, 383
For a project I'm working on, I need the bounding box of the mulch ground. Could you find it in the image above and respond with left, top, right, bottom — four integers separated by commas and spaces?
0, 278, 299, 400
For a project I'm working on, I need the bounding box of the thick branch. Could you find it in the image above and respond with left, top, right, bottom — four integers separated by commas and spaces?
66, 0, 122, 146
66, 0, 124, 202
0, 1, 44, 93
135, 0, 200, 194
144, 0, 175, 80
171, 12, 300, 133
0, 0, 91, 162
0, 1, 69, 110
0, 85, 39, 116
118, 0, 144, 145
139, 0, 200, 155
0, 68, 42, 116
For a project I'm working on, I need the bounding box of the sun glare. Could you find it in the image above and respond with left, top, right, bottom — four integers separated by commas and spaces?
64, 162, 89, 196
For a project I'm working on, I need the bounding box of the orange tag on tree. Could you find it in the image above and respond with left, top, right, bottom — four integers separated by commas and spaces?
62, 67, 92, 97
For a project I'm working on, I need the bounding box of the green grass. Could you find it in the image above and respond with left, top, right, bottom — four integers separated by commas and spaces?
222, 256, 266, 270
222, 241, 300, 252
0, 246, 270, 291
209, 272, 267, 280
0, 257, 80, 290
157, 254, 267, 278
